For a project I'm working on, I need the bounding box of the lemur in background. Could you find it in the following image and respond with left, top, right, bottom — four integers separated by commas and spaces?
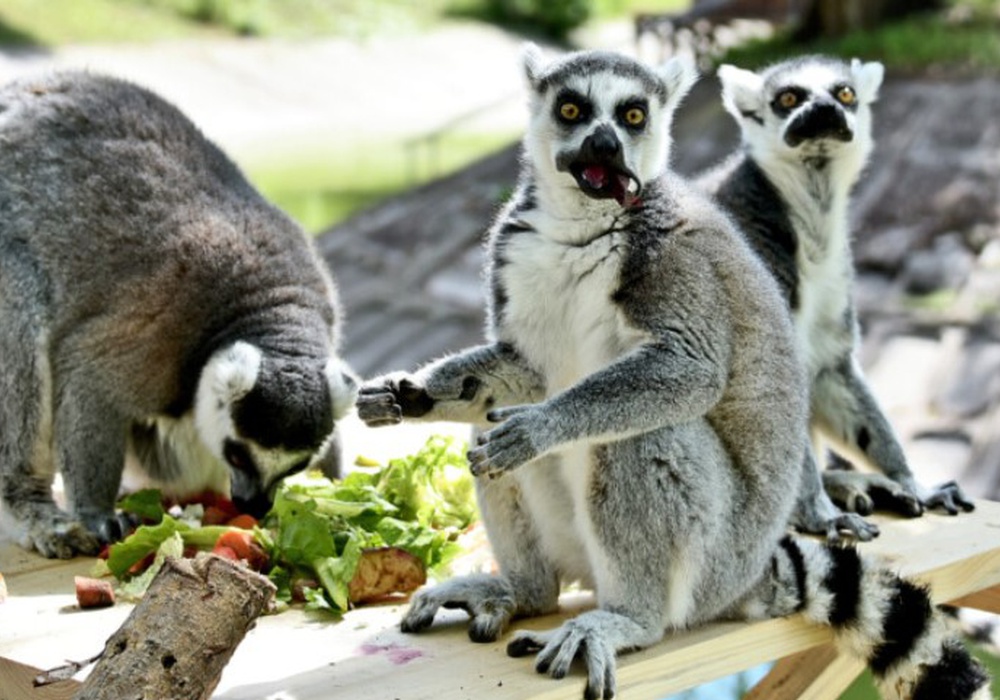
697, 56, 974, 541
358, 46, 990, 700
0, 72, 358, 559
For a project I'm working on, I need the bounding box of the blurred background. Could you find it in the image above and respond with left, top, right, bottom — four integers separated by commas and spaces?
2, 1, 999, 697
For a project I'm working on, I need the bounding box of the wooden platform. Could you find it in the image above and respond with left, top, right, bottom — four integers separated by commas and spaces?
2, 500, 1000, 700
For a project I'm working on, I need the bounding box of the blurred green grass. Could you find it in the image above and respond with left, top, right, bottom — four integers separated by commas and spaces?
718, 1, 1000, 74
244, 130, 521, 234
839, 641, 1000, 699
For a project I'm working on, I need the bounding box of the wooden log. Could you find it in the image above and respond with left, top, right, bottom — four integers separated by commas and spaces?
74, 553, 275, 700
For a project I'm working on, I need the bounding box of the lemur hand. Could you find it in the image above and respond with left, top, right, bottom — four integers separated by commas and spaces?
468, 405, 552, 478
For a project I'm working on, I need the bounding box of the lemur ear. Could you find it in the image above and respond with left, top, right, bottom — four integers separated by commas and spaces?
522, 42, 546, 91
718, 64, 765, 122
207, 341, 261, 404
658, 54, 699, 111
324, 358, 359, 420
851, 59, 884, 103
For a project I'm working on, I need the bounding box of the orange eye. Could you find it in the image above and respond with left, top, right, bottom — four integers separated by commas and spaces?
624, 107, 646, 126
836, 86, 857, 106
777, 91, 798, 109
560, 102, 581, 121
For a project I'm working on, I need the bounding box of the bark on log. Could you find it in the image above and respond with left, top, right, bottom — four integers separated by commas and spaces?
74, 553, 275, 700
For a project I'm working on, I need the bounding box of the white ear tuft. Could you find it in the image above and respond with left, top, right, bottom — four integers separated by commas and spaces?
659, 54, 699, 111
209, 341, 261, 404
522, 42, 546, 90
851, 58, 884, 103
324, 358, 359, 420
718, 64, 765, 121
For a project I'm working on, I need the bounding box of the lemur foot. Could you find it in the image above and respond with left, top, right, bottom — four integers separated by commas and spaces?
823, 471, 923, 518
468, 405, 550, 477
921, 480, 975, 515
21, 510, 102, 559
508, 611, 626, 700
78, 509, 139, 545
791, 504, 880, 544
400, 574, 518, 643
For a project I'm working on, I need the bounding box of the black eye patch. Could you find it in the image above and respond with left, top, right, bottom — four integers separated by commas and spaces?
771, 87, 809, 117
223, 438, 256, 477
554, 88, 592, 126
616, 98, 649, 131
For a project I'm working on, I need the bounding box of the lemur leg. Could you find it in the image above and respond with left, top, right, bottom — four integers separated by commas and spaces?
812, 358, 973, 515
0, 270, 100, 557
790, 446, 879, 543
507, 434, 715, 700
401, 467, 560, 642
54, 369, 134, 545
357, 342, 544, 427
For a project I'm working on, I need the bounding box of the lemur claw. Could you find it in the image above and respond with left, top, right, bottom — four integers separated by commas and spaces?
509, 616, 618, 700
923, 480, 975, 515
400, 575, 517, 643
468, 406, 544, 478
823, 470, 923, 518
356, 383, 403, 426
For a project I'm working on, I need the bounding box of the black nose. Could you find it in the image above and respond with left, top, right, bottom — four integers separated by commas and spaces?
581, 125, 621, 160
233, 492, 272, 520
785, 102, 852, 147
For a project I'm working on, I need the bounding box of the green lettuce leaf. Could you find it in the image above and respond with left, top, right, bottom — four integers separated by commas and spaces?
116, 488, 165, 523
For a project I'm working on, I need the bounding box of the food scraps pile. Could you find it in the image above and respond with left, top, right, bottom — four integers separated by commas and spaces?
82, 435, 480, 614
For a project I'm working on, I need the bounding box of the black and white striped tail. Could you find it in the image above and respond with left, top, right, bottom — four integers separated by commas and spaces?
779, 536, 992, 700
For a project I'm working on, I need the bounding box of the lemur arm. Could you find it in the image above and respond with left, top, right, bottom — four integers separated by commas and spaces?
469, 326, 729, 477
356, 342, 545, 427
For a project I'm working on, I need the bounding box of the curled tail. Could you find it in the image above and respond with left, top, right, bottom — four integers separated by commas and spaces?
764, 536, 992, 700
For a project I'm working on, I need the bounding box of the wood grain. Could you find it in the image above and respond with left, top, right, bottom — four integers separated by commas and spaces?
1, 500, 998, 699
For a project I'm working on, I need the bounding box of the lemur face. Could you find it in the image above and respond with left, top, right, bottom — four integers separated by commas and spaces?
719, 56, 884, 161
521, 45, 697, 207
195, 341, 357, 517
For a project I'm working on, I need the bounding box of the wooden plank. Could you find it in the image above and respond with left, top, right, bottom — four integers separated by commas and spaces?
0, 657, 81, 700
950, 584, 1000, 614
2, 501, 998, 698
743, 644, 864, 700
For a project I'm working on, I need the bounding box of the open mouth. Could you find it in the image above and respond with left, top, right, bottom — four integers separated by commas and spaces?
569, 162, 642, 208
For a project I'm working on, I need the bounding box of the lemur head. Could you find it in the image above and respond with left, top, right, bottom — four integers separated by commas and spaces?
194, 341, 358, 517
719, 55, 884, 167
522, 44, 697, 212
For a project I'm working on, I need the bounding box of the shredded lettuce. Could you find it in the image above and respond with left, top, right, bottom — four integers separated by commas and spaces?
264, 435, 477, 613
105, 515, 236, 578
116, 488, 165, 523
104, 435, 479, 615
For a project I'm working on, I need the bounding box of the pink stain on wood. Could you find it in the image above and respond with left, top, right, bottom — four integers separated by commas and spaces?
357, 642, 426, 665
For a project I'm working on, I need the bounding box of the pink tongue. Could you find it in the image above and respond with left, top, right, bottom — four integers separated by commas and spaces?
582, 165, 607, 189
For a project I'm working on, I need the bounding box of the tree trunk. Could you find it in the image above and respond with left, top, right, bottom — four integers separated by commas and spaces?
74, 554, 275, 700
795, 0, 945, 39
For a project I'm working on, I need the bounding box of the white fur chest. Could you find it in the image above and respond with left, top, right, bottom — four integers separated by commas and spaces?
495, 214, 636, 584
791, 206, 855, 378
497, 216, 631, 394
763, 158, 858, 378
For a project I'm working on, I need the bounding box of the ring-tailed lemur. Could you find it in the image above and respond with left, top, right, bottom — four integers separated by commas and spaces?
357, 47, 990, 699
697, 56, 974, 542
0, 72, 358, 559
